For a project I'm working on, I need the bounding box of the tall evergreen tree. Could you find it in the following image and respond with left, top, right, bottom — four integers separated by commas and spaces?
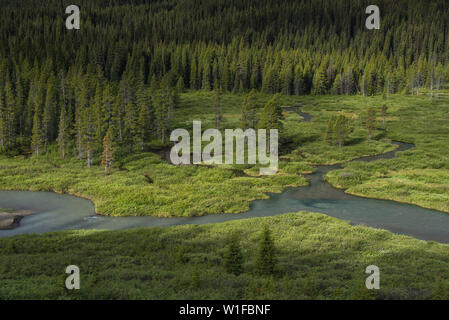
81, 103, 98, 167
255, 225, 277, 276
224, 234, 244, 276
31, 104, 43, 155
57, 104, 72, 159
240, 90, 258, 129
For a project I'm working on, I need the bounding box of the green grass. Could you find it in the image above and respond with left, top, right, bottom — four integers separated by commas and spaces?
320, 94, 449, 213
1, 212, 448, 300
2, 91, 449, 300
0, 91, 404, 217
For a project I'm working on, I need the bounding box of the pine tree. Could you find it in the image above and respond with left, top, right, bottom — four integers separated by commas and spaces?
240, 89, 258, 129
312, 64, 329, 95
57, 104, 72, 159
259, 97, 282, 131
255, 225, 277, 276
101, 127, 114, 174
259, 96, 282, 153
333, 114, 352, 147
43, 74, 58, 149
223, 233, 244, 276
332, 73, 344, 95
294, 65, 305, 95
31, 103, 43, 155
81, 104, 97, 167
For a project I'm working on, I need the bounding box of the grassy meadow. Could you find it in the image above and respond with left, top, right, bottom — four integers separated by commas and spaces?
2, 91, 449, 300
0, 91, 405, 217
320, 93, 449, 213
1, 212, 449, 300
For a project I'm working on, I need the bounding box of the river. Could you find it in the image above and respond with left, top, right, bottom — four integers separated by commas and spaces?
1, 107, 449, 243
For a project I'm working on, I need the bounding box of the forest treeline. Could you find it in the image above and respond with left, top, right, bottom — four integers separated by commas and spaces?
0, 0, 448, 157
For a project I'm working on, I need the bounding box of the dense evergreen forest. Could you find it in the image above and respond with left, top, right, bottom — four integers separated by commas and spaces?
0, 0, 448, 158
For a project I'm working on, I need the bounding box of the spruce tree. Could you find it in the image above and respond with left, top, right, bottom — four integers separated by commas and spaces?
240, 89, 258, 129
57, 105, 72, 159
259, 97, 282, 131
312, 64, 329, 95
259, 96, 282, 153
223, 233, 244, 276
81, 104, 97, 167
333, 114, 352, 148
255, 225, 277, 276
43, 74, 58, 149
31, 104, 43, 155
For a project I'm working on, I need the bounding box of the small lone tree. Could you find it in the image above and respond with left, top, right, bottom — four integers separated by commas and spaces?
324, 114, 352, 147
333, 114, 352, 148
101, 128, 114, 174
224, 233, 244, 276
255, 224, 277, 276
366, 107, 377, 139
324, 114, 337, 145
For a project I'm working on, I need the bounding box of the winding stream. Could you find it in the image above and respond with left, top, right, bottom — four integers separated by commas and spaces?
1, 107, 449, 243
